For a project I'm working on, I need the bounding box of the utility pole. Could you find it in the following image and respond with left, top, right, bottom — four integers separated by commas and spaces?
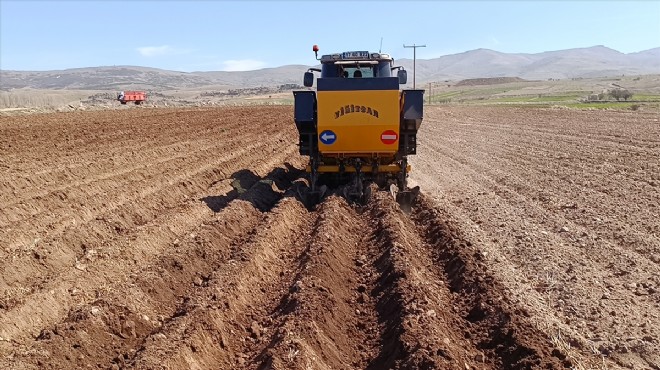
403, 43, 426, 89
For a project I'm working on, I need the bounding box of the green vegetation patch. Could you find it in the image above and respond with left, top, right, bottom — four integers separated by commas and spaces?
563, 102, 659, 110
485, 94, 582, 103
630, 94, 660, 102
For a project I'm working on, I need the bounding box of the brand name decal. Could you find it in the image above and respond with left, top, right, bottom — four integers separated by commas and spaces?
335, 105, 379, 119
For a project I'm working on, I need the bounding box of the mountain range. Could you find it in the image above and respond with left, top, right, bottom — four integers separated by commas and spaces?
1, 45, 658, 90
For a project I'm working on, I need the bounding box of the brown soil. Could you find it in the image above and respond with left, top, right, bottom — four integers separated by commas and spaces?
0, 105, 658, 370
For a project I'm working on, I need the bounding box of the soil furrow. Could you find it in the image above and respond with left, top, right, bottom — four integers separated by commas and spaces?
0, 135, 294, 296
0, 129, 249, 212
0, 148, 298, 345
250, 195, 380, 370
418, 139, 660, 264
362, 189, 484, 369
410, 195, 567, 369
0, 161, 300, 369
125, 196, 313, 370
0, 108, 253, 202
0, 137, 271, 251
2, 105, 658, 370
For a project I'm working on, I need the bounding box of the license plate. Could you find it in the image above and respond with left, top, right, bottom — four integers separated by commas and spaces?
342, 51, 369, 59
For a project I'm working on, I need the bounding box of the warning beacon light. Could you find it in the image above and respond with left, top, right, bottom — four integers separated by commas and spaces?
313, 44, 320, 60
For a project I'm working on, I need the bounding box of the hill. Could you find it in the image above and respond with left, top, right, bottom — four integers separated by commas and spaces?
395, 46, 660, 82
1, 46, 658, 90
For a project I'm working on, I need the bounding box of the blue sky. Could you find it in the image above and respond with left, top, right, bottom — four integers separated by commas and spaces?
1, 0, 659, 72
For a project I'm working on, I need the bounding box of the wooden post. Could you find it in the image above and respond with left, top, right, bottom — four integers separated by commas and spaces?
428, 82, 431, 105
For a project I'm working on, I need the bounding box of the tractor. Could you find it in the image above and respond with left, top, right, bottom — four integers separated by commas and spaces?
293, 45, 424, 211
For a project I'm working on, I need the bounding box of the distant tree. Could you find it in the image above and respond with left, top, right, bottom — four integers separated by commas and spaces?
609, 88, 633, 101
609, 89, 621, 101
622, 90, 633, 101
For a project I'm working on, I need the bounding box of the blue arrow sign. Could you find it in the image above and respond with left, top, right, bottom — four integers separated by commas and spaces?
319, 130, 337, 145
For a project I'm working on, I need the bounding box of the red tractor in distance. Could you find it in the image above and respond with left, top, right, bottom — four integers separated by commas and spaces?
117, 91, 146, 105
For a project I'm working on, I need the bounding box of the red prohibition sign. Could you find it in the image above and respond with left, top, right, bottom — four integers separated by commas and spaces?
381, 130, 398, 145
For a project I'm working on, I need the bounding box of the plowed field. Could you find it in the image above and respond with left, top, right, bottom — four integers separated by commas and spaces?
0, 106, 658, 370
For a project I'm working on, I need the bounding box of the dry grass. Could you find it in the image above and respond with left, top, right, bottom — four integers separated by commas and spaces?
0, 90, 97, 109
550, 329, 610, 370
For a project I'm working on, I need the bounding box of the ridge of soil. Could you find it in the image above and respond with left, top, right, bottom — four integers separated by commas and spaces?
1, 105, 658, 369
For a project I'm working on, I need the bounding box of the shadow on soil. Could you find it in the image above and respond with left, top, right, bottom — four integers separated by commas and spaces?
200, 163, 305, 213
201, 169, 260, 212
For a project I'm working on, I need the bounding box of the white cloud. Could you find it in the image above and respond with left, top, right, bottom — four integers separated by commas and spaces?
137, 45, 185, 57
222, 59, 267, 71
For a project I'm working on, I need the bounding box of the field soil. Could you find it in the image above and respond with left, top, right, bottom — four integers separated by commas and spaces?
0, 105, 658, 370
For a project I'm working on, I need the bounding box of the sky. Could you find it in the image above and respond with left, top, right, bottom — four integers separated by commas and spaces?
1, 0, 659, 72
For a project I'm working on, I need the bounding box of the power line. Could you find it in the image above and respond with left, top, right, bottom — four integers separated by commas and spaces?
403, 43, 426, 89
